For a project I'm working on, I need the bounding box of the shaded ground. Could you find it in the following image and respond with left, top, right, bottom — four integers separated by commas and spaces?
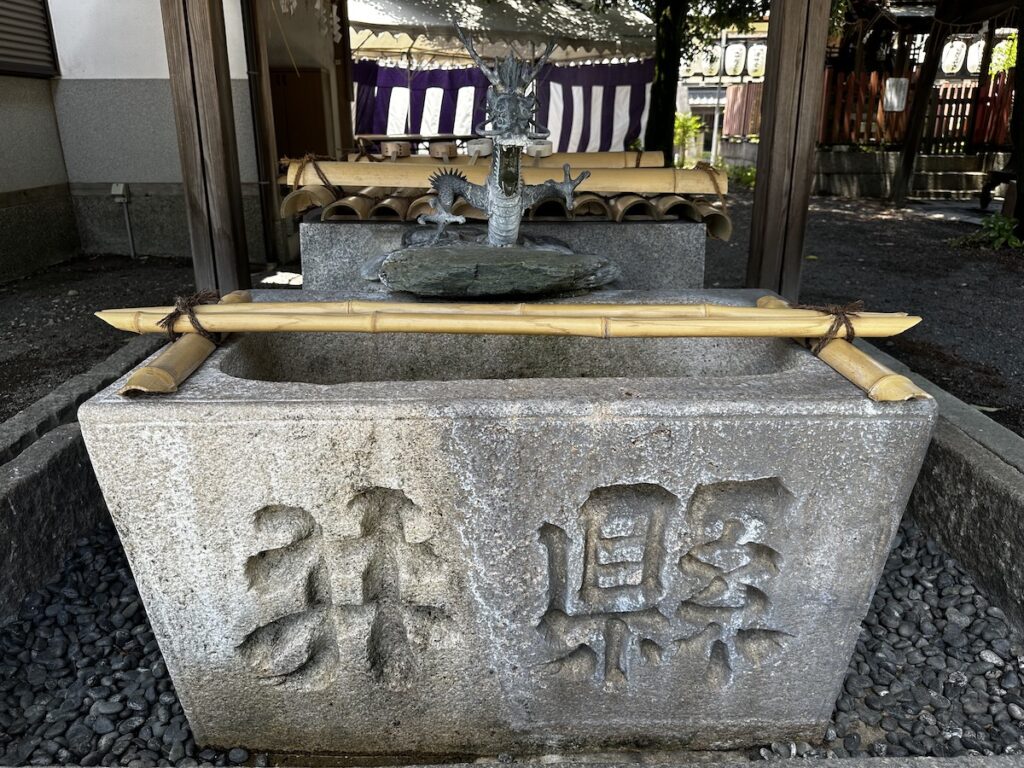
708, 194, 1024, 436
0, 256, 195, 423
1, 198, 1022, 435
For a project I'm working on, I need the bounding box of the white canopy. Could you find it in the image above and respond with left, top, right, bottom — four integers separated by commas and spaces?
348, 0, 654, 63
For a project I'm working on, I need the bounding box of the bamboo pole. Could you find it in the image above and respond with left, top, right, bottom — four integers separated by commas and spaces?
756, 296, 930, 402
97, 307, 921, 339
115, 299, 913, 320
118, 290, 252, 395
344, 151, 664, 169
286, 161, 728, 196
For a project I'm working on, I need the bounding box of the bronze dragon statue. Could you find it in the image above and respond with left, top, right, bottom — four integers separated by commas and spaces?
419, 28, 591, 247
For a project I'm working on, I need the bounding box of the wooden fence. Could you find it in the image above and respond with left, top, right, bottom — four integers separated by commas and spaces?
721, 69, 1014, 152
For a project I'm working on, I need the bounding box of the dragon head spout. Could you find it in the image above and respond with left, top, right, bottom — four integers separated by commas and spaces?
456, 26, 554, 145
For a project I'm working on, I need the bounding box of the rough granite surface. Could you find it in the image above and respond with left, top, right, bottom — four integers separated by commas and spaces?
0, 424, 105, 619
300, 222, 706, 292
78, 289, 936, 757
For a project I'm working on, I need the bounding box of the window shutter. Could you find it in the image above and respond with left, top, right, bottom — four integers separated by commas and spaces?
0, 0, 58, 77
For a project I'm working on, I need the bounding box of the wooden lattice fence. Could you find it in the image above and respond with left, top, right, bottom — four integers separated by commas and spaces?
721, 68, 1014, 152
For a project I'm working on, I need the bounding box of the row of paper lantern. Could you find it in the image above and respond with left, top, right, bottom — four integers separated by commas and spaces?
680, 43, 768, 79
941, 38, 1015, 76
682, 37, 1012, 80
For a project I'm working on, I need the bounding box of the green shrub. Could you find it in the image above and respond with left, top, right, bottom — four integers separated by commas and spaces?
725, 163, 757, 190
674, 114, 703, 147
953, 214, 1022, 249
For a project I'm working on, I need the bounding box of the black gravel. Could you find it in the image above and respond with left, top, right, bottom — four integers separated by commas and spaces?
761, 516, 1024, 761
2, 515, 1022, 766
0, 524, 267, 768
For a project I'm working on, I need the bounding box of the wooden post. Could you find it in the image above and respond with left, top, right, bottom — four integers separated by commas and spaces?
160, 0, 251, 292
746, 0, 831, 301
892, 22, 945, 206
334, 0, 355, 152
242, 0, 282, 261
967, 19, 996, 153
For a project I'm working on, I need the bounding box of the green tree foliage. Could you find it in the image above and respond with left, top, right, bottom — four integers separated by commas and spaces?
990, 33, 1017, 75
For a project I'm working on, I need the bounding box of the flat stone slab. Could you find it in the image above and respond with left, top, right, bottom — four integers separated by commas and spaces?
79, 289, 936, 757
300, 221, 706, 293
379, 244, 619, 297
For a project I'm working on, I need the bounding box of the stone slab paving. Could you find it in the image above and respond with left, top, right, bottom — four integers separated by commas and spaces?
2, 510, 1023, 767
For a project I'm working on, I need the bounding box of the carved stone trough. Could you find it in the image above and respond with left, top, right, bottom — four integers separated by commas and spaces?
79, 288, 936, 757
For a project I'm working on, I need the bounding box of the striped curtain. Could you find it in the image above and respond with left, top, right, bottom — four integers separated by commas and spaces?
353, 59, 654, 152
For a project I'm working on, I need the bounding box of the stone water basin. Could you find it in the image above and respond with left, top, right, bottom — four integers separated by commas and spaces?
79, 289, 937, 757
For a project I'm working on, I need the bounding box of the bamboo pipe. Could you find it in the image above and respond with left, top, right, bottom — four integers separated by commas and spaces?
369, 196, 411, 219
118, 300, 913, 320
572, 192, 611, 218
529, 198, 570, 220
451, 199, 487, 220
321, 196, 374, 221
117, 290, 252, 395
756, 296, 930, 402
690, 199, 733, 240
406, 195, 435, 220
653, 195, 699, 221
609, 194, 656, 222
287, 161, 728, 196
97, 308, 921, 339
279, 185, 336, 218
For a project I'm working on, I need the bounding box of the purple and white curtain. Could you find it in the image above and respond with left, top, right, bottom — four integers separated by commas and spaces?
353, 59, 654, 152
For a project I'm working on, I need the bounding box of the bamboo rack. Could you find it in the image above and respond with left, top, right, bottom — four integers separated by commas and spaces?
343, 150, 665, 169
118, 290, 252, 395
285, 162, 728, 196
97, 304, 920, 339
756, 296, 930, 402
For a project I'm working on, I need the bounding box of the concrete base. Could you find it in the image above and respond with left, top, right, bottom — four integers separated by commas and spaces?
300, 221, 706, 292
0, 188, 79, 283
71, 184, 266, 262
80, 289, 935, 757
0, 424, 106, 620
0, 336, 164, 620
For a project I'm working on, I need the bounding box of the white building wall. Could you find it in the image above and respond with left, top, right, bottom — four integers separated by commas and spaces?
47, 0, 257, 185
44, 0, 262, 258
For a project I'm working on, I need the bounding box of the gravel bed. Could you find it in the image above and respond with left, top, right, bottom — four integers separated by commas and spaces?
1, 515, 1022, 766
762, 517, 1024, 761
0, 524, 267, 768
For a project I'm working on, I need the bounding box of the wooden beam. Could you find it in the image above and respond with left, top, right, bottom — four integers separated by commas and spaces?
160, 0, 251, 292
746, 0, 831, 302
892, 22, 945, 205
334, 0, 355, 151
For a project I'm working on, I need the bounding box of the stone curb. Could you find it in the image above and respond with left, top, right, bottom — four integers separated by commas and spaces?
0, 335, 165, 466
860, 342, 1024, 633
0, 423, 106, 621
10, 758, 1024, 768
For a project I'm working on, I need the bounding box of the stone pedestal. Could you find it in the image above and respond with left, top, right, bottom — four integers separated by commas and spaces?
80, 289, 936, 757
299, 221, 706, 292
